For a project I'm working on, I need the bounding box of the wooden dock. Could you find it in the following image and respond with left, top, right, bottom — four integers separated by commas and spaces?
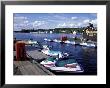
14, 61, 54, 75
13, 46, 55, 75
26, 50, 49, 62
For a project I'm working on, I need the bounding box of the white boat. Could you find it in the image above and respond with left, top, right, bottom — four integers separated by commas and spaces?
61, 40, 77, 45
65, 40, 71, 44
41, 45, 63, 58
40, 57, 57, 68
25, 40, 38, 46
44, 38, 51, 41
44, 38, 48, 41
44, 38, 53, 42
44, 38, 76, 45
53, 39, 61, 43
28, 40, 38, 45
80, 42, 96, 47
80, 42, 87, 46
40, 57, 84, 73
87, 43, 96, 47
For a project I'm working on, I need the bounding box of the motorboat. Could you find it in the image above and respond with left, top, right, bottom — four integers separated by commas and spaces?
44, 38, 53, 42
80, 42, 96, 47
80, 42, 87, 46
40, 57, 84, 73
53, 39, 76, 45
64, 40, 71, 44
87, 43, 96, 47
69, 41, 76, 45
60, 40, 77, 45
41, 45, 63, 58
25, 40, 38, 46
44, 38, 77, 45
28, 40, 38, 45
40, 57, 57, 68
44, 38, 48, 41
53, 39, 61, 43
44, 38, 51, 41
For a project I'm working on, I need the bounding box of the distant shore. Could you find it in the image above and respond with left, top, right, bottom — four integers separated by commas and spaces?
14, 27, 86, 34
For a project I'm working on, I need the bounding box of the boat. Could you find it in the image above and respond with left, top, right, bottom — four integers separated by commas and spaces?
53, 39, 61, 43
70, 41, 76, 45
44, 38, 77, 45
80, 42, 96, 47
40, 57, 57, 67
25, 39, 38, 46
80, 42, 87, 46
41, 45, 64, 58
44, 38, 48, 41
40, 57, 84, 73
64, 40, 71, 44
44, 38, 54, 42
65, 40, 76, 45
53, 39, 76, 45
27, 40, 38, 45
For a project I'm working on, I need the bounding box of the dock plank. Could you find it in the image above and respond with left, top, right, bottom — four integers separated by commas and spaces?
14, 61, 54, 75
26, 50, 49, 61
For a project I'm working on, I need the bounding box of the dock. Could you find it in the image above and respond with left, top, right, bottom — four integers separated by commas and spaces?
14, 47, 54, 75
13, 40, 55, 75
26, 50, 49, 62
14, 61, 54, 75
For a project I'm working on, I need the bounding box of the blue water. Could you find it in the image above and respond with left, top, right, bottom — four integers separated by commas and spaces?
14, 33, 97, 75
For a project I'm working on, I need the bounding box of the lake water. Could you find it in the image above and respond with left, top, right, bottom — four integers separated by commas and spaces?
14, 33, 97, 75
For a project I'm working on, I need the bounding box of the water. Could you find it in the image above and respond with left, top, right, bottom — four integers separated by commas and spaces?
14, 33, 97, 75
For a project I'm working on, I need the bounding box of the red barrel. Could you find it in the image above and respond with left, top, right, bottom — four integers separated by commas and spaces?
15, 42, 26, 61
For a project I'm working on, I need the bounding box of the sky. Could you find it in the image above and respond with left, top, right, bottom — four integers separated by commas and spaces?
14, 13, 97, 31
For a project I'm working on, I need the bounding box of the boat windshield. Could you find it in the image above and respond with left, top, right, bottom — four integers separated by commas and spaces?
47, 57, 56, 62
55, 58, 77, 67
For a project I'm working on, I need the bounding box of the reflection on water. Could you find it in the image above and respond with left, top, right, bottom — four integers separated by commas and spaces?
14, 33, 97, 75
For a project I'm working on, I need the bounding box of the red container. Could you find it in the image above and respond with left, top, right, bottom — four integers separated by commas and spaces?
15, 42, 26, 61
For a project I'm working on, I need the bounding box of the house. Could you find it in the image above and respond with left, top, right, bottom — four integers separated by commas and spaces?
72, 31, 77, 35
83, 23, 97, 41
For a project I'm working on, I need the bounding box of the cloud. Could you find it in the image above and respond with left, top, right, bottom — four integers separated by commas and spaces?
69, 23, 74, 27
90, 13, 97, 17
56, 18, 96, 28
77, 23, 82, 27
24, 20, 29, 23
32, 21, 46, 28
54, 15, 67, 20
57, 23, 67, 28
90, 19, 97, 25
14, 16, 29, 24
57, 23, 78, 28
83, 19, 90, 24
14, 16, 30, 30
14, 16, 27, 20
14, 14, 97, 30
71, 17, 77, 20
61, 23, 66, 27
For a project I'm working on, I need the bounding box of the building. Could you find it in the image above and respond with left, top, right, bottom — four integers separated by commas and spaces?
83, 23, 97, 41
72, 31, 77, 35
